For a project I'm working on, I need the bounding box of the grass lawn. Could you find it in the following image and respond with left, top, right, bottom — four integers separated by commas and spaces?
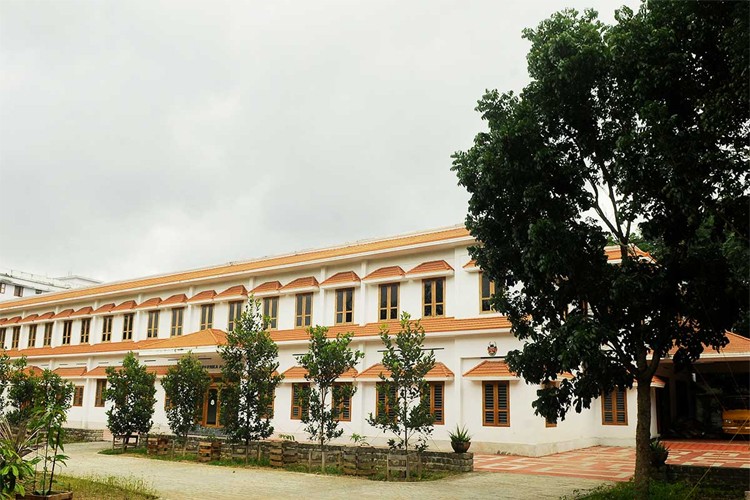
568, 480, 746, 500
25, 473, 158, 500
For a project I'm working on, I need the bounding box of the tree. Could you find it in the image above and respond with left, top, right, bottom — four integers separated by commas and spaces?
220, 298, 283, 452
297, 325, 363, 472
452, 2, 748, 496
0, 354, 13, 416
6, 360, 73, 426
367, 313, 436, 479
161, 352, 211, 453
105, 352, 157, 443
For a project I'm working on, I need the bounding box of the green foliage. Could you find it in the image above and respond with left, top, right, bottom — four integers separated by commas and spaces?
367, 312, 436, 473
219, 298, 283, 446
297, 326, 363, 468
0, 355, 13, 417
452, 1, 748, 494
161, 353, 211, 449
105, 352, 157, 438
568, 479, 744, 500
447, 425, 471, 444
0, 417, 40, 499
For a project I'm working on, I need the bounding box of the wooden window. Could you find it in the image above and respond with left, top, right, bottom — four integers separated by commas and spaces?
0, 328, 5, 348
543, 382, 557, 427
422, 278, 445, 317
483, 381, 510, 427
602, 389, 628, 425
95, 380, 107, 407
170, 308, 184, 337
376, 383, 397, 421
332, 383, 352, 422
122, 314, 134, 341
335, 288, 354, 325
295, 293, 312, 328
28, 325, 37, 348
425, 382, 445, 425
260, 390, 275, 419
480, 273, 496, 313
11, 326, 20, 349
164, 395, 172, 410
263, 297, 278, 329
61, 321, 72, 345
147, 310, 160, 338
290, 383, 309, 420
101, 316, 113, 342
228, 301, 244, 332
80, 318, 90, 344
13, 286, 22, 297
200, 304, 214, 330
378, 283, 399, 321
73, 386, 84, 407
43, 323, 53, 346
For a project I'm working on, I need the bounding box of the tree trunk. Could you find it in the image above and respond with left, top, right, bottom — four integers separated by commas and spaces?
634, 377, 652, 499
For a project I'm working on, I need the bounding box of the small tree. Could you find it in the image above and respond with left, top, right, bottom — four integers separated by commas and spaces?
105, 352, 157, 445
161, 352, 211, 453
367, 312, 435, 479
297, 326, 363, 472
7, 358, 39, 424
220, 298, 283, 455
32, 370, 73, 496
0, 353, 14, 415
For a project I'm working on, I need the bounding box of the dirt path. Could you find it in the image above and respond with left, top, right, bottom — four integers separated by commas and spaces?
61, 442, 608, 499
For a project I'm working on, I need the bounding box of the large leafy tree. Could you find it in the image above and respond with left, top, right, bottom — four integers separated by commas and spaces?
367, 313, 435, 480
105, 352, 157, 441
297, 326, 363, 472
452, 2, 747, 497
161, 352, 211, 452
220, 298, 283, 449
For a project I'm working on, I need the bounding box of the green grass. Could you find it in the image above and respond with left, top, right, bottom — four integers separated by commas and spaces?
99, 446, 148, 456
26, 473, 157, 499
568, 480, 745, 500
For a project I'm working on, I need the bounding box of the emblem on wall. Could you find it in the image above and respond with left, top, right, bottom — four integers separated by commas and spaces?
487, 342, 497, 357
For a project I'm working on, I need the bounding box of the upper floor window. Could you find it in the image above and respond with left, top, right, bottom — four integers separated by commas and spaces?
80, 318, 91, 344
101, 316, 113, 342
11, 326, 20, 349
62, 321, 72, 345
200, 304, 214, 330
422, 278, 445, 318
0, 284, 5, 294
171, 308, 184, 337
602, 389, 627, 425
295, 293, 312, 328
379, 283, 399, 321
483, 381, 510, 427
35, 290, 42, 295
263, 297, 278, 329
0, 328, 5, 348
228, 301, 244, 332
122, 313, 134, 341
13, 286, 22, 297
147, 311, 160, 338
28, 325, 37, 348
480, 273, 496, 313
43, 323, 53, 346
335, 288, 354, 325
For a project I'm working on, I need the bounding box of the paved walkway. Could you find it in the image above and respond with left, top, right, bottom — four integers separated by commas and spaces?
474, 441, 750, 481
61, 442, 608, 500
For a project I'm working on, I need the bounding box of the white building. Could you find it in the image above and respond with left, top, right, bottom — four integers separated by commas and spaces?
0, 226, 746, 456
0, 268, 100, 301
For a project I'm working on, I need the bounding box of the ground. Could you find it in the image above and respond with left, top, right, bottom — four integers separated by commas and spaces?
60, 442, 608, 500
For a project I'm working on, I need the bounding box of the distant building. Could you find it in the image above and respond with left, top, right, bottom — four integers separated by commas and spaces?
0, 269, 100, 301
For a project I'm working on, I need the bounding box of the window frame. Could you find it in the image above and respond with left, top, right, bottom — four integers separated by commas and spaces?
0, 328, 5, 348
11, 326, 21, 349
13, 286, 23, 297
28, 324, 37, 348
295, 293, 313, 328
0, 284, 5, 294
376, 382, 398, 422
80, 318, 91, 344
425, 381, 445, 425
101, 316, 113, 342
479, 272, 496, 313
332, 383, 353, 422
263, 297, 279, 329
482, 381, 510, 427
422, 278, 446, 318
61, 321, 72, 345
170, 308, 184, 337
601, 389, 628, 426
378, 283, 400, 321
200, 304, 214, 330
227, 301, 244, 332
543, 381, 557, 427
95, 379, 107, 407
73, 386, 84, 407
43, 323, 53, 346
334, 288, 354, 325
147, 310, 160, 338
122, 313, 134, 341
290, 383, 309, 420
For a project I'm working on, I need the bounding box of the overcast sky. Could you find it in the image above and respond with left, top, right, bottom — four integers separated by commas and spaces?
0, 0, 637, 282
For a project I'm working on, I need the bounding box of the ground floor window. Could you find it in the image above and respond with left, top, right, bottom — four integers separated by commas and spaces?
95, 380, 106, 407
202, 386, 221, 427
291, 383, 309, 420
332, 383, 352, 422
376, 382, 397, 422
73, 386, 84, 407
425, 382, 444, 425
483, 381, 510, 427
602, 389, 628, 425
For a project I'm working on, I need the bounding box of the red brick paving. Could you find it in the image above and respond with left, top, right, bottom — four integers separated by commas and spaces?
474, 441, 750, 481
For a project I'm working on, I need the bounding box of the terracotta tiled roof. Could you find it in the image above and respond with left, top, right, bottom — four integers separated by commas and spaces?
22, 365, 44, 376
187, 290, 216, 303
19, 314, 39, 324
357, 362, 453, 380
4, 338, 163, 359
0, 226, 471, 312
667, 332, 750, 356
92, 303, 115, 315
3, 316, 21, 325
405, 260, 454, 276
85, 364, 171, 378
146, 329, 227, 350
280, 277, 319, 292
651, 376, 666, 388
34, 312, 55, 322
136, 297, 162, 309
112, 301, 137, 312
604, 245, 650, 262
70, 307, 94, 317
362, 266, 405, 281
53, 366, 88, 378
281, 366, 358, 381
215, 285, 248, 300
320, 272, 360, 287
251, 281, 282, 294
52, 309, 75, 320
463, 360, 518, 379
463, 260, 477, 269
161, 293, 188, 306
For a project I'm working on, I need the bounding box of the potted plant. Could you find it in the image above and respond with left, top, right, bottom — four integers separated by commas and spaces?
649, 438, 669, 467
448, 425, 472, 453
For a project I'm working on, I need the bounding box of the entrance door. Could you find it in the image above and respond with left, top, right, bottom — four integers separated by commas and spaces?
204, 387, 220, 427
